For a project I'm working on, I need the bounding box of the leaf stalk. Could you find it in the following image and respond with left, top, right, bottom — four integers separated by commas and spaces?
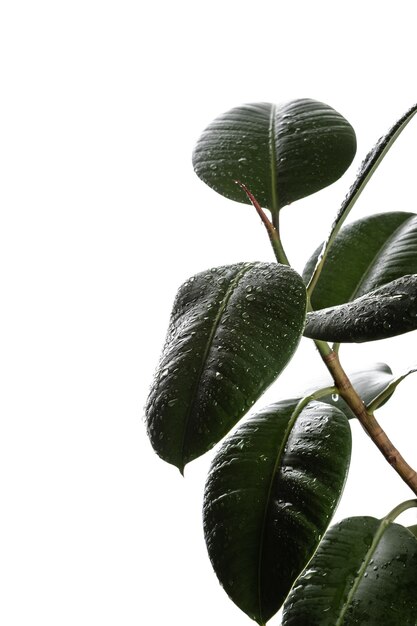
235, 181, 290, 265
384, 499, 417, 524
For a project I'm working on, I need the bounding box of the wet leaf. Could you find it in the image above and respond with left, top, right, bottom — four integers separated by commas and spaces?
282, 516, 417, 625
303, 211, 417, 310
305, 104, 417, 294
192, 99, 356, 215
146, 263, 306, 471
203, 399, 351, 624
304, 275, 417, 343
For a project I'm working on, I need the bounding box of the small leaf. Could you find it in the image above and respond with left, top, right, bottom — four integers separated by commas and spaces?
146, 263, 306, 471
192, 100, 356, 214
304, 275, 417, 343
203, 399, 351, 624
282, 516, 417, 625
304, 362, 394, 418
304, 211, 417, 310
367, 364, 417, 412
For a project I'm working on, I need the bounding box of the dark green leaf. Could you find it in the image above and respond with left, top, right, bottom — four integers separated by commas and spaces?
306, 104, 417, 295
282, 516, 417, 625
304, 362, 394, 418
304, 211, 417, 310
304, 275, 417, 343
203, 399, 351, 624
146, 263, 306, 471
192, 99, 356, 214
338, 104, 417, 219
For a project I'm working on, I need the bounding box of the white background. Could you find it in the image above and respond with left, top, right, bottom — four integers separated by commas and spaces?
1, 1, 417, 624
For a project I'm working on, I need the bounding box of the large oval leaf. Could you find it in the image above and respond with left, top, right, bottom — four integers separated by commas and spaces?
303, 211, 417, 310
304, 362, 394, 418
146, 263, 306, 471
203, 399, 351, 624
192, 99, 356, 214
282, 516, 417, 625
304, 275, 417, 343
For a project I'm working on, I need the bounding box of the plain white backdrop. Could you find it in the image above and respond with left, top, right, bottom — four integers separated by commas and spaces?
1, 1, 417, 624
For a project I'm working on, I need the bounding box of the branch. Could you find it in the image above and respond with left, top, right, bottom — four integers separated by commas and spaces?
323, 351, 417, 495
257, 188, 417, 494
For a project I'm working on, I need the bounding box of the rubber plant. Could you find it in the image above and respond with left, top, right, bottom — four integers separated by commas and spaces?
145, 99, 417, 625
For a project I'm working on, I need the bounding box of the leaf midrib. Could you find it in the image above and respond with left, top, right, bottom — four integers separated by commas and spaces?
180, 263, 253, 468
268, 104, 279, 213
257, 399, 309, 622
335, 518, 389, 625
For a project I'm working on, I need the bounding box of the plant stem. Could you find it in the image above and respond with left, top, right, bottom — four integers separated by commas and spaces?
259, 199, 417, 496
305, 294, 333, 358
270, 209, 290, 266
235, 181, 289, 265
323, 350, 417, 496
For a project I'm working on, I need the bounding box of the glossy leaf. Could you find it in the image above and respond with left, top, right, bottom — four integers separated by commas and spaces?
305, 362, 394, 418
282, 516, 417, 625
306, 104, 417, 295
192, 99, 356, 214
304, 275, 417, 343
303, 211, 417, 310
203, 399, 351, 624
146, 263, 306, 471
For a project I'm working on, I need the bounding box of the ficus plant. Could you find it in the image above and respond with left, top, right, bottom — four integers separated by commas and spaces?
146, 99, 417, 625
